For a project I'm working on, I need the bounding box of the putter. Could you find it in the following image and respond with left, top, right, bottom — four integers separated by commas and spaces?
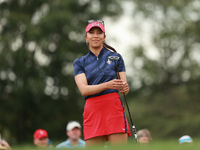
108, 56, 138, 142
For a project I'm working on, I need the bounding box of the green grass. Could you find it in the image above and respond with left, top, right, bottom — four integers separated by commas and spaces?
11, 139, 200, 150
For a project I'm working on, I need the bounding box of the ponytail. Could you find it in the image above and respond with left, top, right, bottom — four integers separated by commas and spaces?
103, 42, 117, 53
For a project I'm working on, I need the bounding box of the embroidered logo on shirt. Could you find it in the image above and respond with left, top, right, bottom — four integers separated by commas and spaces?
107, 59, 111, 65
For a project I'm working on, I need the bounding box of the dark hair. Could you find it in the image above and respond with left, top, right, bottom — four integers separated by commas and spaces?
103, 42, 117, 53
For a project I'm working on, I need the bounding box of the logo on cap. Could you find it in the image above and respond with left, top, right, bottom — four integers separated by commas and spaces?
92, 22, 100, 27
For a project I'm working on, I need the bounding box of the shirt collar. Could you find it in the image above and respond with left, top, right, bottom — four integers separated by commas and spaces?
89, 47, 106, 59
66, 138, 83, 146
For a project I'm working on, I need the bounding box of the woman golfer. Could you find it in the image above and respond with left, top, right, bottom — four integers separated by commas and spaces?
73, 20, 130, 146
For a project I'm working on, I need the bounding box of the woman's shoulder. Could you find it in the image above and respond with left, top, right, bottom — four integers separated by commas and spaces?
105, 49, 122, 58
74, 53, 89, 63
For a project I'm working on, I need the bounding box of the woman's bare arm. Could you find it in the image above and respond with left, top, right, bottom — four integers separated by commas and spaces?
74, 73, 125, 96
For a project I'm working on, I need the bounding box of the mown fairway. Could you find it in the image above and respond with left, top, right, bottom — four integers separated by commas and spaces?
12, 139, 200, 150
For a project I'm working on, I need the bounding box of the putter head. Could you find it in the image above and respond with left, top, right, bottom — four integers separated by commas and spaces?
108, 56, 120, 60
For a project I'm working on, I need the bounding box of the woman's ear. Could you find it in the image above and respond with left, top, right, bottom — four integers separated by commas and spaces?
85, 35, 88, 43
103, 35, 106, 42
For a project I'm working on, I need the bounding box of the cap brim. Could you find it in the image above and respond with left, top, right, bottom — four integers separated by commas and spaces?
85, 22, 105, 33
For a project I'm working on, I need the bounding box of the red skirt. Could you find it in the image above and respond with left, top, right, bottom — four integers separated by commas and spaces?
83, 92, 131, 140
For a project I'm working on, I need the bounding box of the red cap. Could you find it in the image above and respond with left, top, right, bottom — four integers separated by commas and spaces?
85, 21, 105, 33
33, 129, 48, 139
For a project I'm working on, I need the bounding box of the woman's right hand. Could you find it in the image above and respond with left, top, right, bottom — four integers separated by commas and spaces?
106, 79, 125, 90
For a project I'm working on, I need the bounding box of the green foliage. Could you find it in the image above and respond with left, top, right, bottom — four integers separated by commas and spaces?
128, 80, 200, 138
0, 0, 122, 143
1, 0, 200, 145
126, 0, 200, 139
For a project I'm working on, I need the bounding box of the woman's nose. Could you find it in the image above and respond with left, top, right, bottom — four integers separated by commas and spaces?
94, 33, 98, 37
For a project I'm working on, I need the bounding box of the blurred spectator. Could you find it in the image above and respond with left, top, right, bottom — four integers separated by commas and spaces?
137, 129, 152, 144
56, 121, 85, 149
0, 139, 11, 150
179, 135, 193, 144
33, 129, 53, 148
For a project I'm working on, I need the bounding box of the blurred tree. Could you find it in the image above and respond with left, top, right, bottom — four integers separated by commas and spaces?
0, 0, 122, 143
126, 0, 200, 138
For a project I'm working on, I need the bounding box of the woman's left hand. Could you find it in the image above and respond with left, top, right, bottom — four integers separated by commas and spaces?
120, 82, 129, 95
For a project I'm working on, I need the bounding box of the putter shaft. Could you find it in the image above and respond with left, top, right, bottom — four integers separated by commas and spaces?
113, 59, 138, 142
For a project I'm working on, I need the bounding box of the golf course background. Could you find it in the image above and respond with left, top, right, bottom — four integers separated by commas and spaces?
1, 0, 200, 147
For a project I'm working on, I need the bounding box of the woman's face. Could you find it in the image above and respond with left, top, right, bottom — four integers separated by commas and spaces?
85, 27, 106, 49
138, 133, 150, 144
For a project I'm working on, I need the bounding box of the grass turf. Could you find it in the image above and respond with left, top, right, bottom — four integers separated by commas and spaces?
12, 139, 200, 150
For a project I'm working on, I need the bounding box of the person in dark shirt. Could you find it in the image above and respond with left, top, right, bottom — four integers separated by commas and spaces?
73, 20, 130, 147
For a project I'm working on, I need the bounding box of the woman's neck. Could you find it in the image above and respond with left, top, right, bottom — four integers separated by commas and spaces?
90, 46, 103, 57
